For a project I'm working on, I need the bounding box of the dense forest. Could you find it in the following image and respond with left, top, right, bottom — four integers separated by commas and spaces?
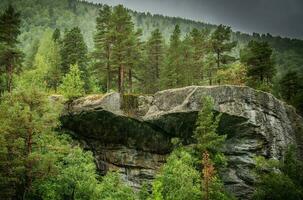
1, 0, 303, 199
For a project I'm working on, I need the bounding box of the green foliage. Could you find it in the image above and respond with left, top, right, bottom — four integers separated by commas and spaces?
93, 4, 112, 92
97, 172, 137, 200
240, 40, 276, 90
161, 25, 182, 89
278, 70, 303, 115
193, 96, 226, 154
0, 4, 23, 92
139, 182, 151, 200
253, 147, 303, 200
210, 25, 236, 69
59, 64, 85, 100
152, 148, 202, 200
30, 134, 101, 200
110, 5, 136, 93
0, 85, 62, 198
142, 28, 164, 93
253, 172, 301, 200
61, 27, 88, 78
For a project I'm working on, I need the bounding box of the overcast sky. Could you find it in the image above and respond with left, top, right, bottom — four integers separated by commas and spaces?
86, 0, 303, 39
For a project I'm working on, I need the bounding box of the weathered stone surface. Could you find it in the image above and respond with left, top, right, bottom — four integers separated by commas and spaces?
61, 85, 303, 199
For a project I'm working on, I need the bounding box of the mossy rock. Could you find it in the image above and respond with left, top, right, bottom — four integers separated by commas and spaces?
121, 94, 140, 116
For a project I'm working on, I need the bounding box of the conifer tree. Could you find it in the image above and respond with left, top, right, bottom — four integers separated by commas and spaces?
210, 25, 236, 69
143, 28, 164, 93
193, 96, 230, 200
0, 5, 22, 92
52, 28, 61, 43
180, 34, 194, 86
94, 5, 113, 92
190, 28, 209, 84
161, 25, 182, 89
193, 96, 226, 154
240, 40, 275, 87
209, 25, 236, 84
111, 5, 135, 94
0, 86, 62, 198
32, 30, 62, 91
59, 64, 85, 100
61, 27, 88, 77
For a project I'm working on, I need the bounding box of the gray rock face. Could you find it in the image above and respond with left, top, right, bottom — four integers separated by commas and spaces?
61, 86, 303, 199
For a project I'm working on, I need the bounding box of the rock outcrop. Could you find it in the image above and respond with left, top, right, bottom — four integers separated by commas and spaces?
61, 85, 303, 199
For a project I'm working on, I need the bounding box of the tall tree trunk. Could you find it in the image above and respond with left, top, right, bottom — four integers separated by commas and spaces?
106, 47, 111, 92
217, 52, 221, 85
118, 66, 121, 93
118, 64, 124, 94
128, 68, 132, 93
217, 52, 220, 69
107, 61, 111, 93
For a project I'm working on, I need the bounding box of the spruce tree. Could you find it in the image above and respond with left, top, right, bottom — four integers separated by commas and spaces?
193, 96, 226, 154
193, 96, 230, 200
0, 5, 22, 92
143, 28, 164, 93
61, 27, 88, 78
59, 64, 85, 100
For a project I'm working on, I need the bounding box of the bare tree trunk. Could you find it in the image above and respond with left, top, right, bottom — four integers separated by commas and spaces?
106, 47, 111, 93
118, 64, 124, 94
118, 66, 121, 93
217, 52, 221, 85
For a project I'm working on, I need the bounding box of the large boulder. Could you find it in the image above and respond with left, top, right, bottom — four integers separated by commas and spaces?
61, 85, 303, 199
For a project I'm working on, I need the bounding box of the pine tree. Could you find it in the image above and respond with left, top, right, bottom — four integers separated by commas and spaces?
111, 5, 135, 94
59, 64, 85, 100
240, 40, 275, 87
161, 25, 182, 89
93, 5, 113, 92
190, 28, 209, 84
210, 25, 236, 84
0, 5, 22, 92
0, 86, 62, 198
143, 28, 164, 93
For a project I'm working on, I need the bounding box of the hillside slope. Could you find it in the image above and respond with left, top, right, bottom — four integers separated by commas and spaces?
0, 0, 303, 75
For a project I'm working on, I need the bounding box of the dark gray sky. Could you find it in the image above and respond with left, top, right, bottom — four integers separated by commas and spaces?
86, 0, 303, 39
